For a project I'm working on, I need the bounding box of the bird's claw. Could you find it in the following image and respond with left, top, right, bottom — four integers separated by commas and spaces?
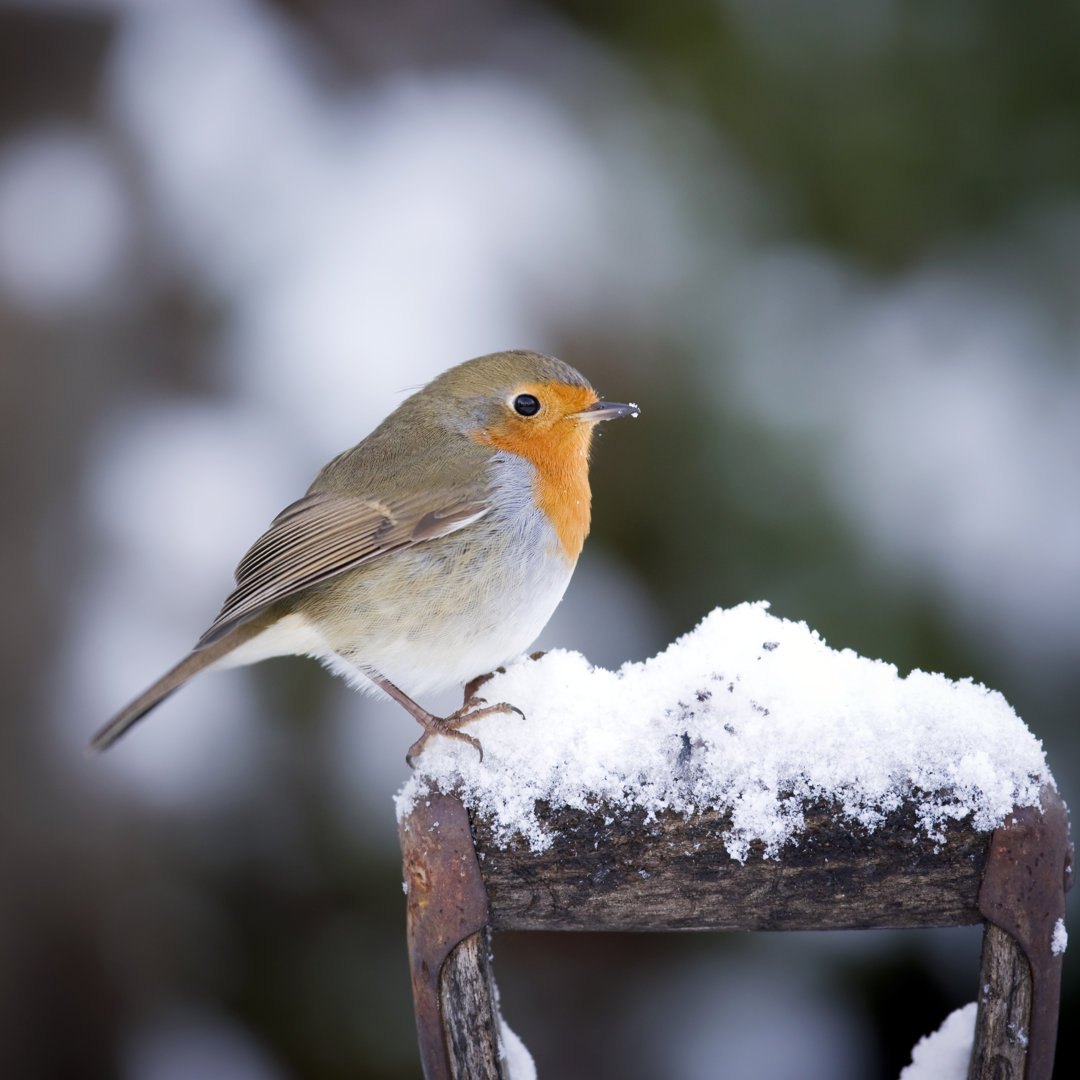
404, 699, 523, 768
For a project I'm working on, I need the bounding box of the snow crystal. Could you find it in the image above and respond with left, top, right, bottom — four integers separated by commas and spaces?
396, 602, 1052, 858
899, 1002, 977, 1080
1051, 917, 1067, 956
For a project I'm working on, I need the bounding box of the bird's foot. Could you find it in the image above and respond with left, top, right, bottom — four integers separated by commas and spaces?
460, 665, 507, 708
405, 698, 524, 768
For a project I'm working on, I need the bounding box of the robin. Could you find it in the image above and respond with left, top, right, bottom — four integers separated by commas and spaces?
90, 350, 638, 764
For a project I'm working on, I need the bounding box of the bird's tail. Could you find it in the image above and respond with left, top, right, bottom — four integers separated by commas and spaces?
89, 621, 264, 753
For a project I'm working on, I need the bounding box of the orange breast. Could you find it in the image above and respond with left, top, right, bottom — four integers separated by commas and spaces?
472, 383, 598, 564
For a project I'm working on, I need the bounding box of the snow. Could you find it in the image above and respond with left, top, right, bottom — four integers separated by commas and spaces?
1051, 917, 1068, 956
396, 602, 1052, 859
499, 1020, 537, 1080
899, 1003, 977, 1080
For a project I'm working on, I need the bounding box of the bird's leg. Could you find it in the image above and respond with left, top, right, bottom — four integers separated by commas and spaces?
366, 672, 522, 767
461, 668, 502, 708
462, 652, 544, 708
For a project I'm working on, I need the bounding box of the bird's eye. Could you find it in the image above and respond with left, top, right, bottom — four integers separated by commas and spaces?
513, 394, 541, 417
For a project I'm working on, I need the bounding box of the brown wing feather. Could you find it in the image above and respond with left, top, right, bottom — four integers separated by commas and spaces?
195, 490, 489, 649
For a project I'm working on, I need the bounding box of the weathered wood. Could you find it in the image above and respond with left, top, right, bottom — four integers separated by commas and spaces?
406, 790, 1068, 1080
472, 799, 991, 932
401, 794, 490, 1080
969, 922, 1032, 1080
976, 790, 1072, 1080
441, 929, 506, 1080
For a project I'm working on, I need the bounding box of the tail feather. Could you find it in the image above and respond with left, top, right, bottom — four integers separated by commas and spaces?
89, 622, 263, 753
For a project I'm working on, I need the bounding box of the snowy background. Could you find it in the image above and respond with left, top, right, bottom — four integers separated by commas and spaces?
1, 1, 1077, 1078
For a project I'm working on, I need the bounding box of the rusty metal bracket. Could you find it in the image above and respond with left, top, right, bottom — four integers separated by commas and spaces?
977, 784, 1074, 1080
400, 791, 490, 1080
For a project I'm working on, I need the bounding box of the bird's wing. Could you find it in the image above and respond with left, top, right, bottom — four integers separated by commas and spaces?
195, 489, 490, 648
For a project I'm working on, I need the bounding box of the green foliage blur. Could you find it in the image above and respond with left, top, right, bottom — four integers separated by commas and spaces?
553, 0, 1080, 268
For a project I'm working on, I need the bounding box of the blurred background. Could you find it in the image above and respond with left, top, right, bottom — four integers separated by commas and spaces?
2, 1, 1077, 1077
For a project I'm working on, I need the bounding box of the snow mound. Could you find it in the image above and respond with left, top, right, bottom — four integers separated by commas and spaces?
397, 602, 1050, 859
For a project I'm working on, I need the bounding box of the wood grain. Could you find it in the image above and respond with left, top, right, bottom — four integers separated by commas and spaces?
470, 798, 991, 932
968, 922, 1032, 1080
440, 929, 506, 1080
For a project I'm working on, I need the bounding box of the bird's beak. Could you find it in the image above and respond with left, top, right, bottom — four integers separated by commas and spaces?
572, 400, 641, 422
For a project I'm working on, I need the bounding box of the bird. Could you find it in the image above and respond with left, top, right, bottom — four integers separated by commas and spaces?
90, 350, 638, 765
